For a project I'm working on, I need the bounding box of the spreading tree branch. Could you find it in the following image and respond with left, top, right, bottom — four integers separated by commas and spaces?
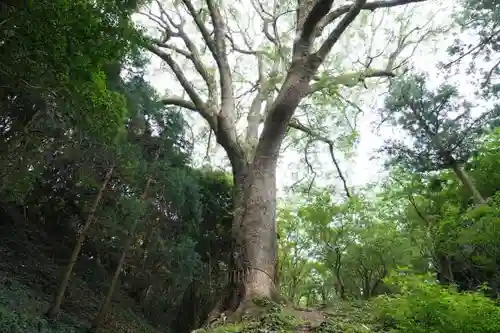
144, 44, 211, 121
313, 0, 426, 62
288, 118, 352, 198
293, 0, 335, 59
318, 0, 426, 32
309, 69, 395, 94
140, 1, 218, 106
141, 0, 244, 160
315, 0, 368, 61
205, 0, 236, 120
161, 98, 198, 111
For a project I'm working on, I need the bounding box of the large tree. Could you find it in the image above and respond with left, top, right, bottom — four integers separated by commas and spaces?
138, 0, 435, 317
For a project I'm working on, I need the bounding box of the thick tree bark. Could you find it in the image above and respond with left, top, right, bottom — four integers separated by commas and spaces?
209, 155, 280, 319
449, 159, 486, 205
145, 0, 428, 325
47, 165, 114, 318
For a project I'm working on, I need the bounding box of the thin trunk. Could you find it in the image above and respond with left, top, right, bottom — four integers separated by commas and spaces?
449, 159, 486, 204
334, 248, 345, 300
140, 284, 153, 305
136, 217, 158, 272
47, 165, 114, 318
90, 176, 153, 332
438, 254, 454, 285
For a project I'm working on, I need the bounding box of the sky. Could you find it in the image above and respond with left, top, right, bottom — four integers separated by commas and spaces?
135, 0, 461, 198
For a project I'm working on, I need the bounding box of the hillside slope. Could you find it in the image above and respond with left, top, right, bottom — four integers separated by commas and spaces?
0, 213, 161, 333
0, 210, 380, 333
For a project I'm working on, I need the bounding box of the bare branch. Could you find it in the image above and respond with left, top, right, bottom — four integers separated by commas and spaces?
206, 0, 234, 106
245, 56, 267, 155
162, 98, 197, 111
304, 139, 319, 193
180, 0, 217, 57
144, 44, 209, 117
288, 118, 352, 198
328, 143, 352, 198
314, 0, 367, 61
314, 0, 427, 62
318, 0, 426, 32
294, 0, 335, 59
226, 32, 258, 55
141, 2, 217, 101
148, 38, 191, 58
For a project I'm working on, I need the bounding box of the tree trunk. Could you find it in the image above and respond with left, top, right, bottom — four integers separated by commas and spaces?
334, 248, 345, 300
89, 240, 128, 333
437, 254, 454, 285
209, 156, 280, 319
449, 159, 486, 205
90, 176, 153, 332
47, 165, 114, 318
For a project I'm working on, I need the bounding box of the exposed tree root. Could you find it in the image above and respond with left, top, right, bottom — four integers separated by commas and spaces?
193, 295, 332, 333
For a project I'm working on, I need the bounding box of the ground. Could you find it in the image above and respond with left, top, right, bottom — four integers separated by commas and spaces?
0, 216, 383, 333
195, 298, 382, 333
0, 217, 160, 333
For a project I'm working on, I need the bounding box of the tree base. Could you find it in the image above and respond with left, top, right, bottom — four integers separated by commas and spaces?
205, 278, 289, 325
194, 296, 334, 333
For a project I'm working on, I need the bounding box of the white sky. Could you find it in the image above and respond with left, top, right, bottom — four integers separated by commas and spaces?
136, 0, 472, 198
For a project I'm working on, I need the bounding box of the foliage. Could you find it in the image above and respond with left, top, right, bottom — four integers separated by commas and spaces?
2, 0, 500, 332
0, 0, 138, 139
0, 306, 77, 333
448, 0, 500, 94
277, 190, 415, 305
380, 73, 499, 172
373, 272, 500, 333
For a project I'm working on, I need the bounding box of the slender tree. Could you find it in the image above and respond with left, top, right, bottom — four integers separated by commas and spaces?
47, 165, 115, 318
90, 171, 154, 332
380, 73, 500, 204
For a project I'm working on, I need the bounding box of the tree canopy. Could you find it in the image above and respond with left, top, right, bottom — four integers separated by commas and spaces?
0, 0, 499, 333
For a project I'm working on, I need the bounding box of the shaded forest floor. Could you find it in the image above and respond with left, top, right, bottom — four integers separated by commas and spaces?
0, 217, 161, 333
197, 297, 382, 333
0, 216, 382, 333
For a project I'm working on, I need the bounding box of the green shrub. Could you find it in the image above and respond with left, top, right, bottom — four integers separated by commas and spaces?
0, 305, 80, 333
372, 272, 500, 333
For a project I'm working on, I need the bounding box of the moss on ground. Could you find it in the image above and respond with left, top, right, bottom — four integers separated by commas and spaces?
195, 298, 381, 333
0, 249, 161, 333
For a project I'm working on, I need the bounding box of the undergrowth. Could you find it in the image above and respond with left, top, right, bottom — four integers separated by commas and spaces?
197, 298, 378, 333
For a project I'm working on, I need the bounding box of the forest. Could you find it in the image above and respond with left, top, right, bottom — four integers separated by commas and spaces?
1, 0, 500, 332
